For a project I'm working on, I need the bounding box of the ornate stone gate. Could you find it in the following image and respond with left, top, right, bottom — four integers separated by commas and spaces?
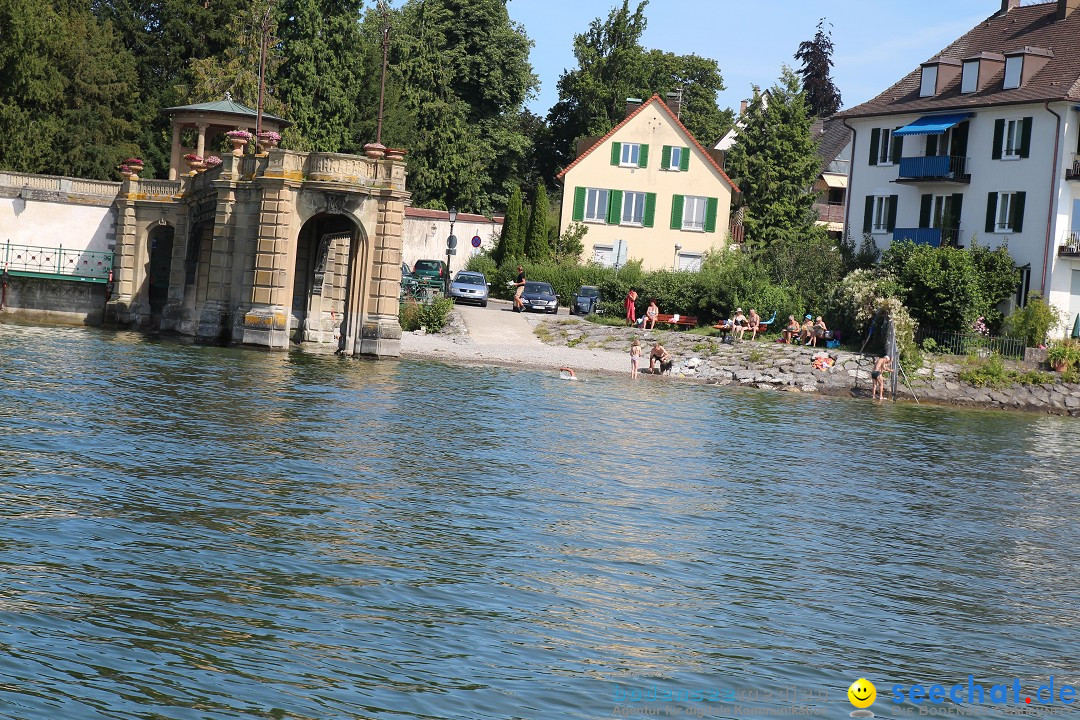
107, 148, 409, 357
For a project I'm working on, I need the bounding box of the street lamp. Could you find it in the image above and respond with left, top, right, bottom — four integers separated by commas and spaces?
674, 242, 683, 271
445, 207, 458, 295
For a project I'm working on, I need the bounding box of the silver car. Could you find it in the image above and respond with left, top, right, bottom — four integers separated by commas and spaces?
449, 271, 489, 307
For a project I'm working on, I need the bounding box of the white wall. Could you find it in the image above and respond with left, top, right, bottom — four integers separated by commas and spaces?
401, 212, 501, 274
0, 197, 115, 253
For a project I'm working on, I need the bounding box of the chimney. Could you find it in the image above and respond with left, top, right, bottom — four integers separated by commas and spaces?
1058, 0, 1080, 19
739, 99, 748, 115
665, 91, 682, 118
1000, 0, 1020, 13
625, 98, 643, 117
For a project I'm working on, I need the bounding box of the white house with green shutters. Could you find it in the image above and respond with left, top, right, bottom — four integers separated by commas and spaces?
556, 95, 738, 271
840, 0, 1080, 324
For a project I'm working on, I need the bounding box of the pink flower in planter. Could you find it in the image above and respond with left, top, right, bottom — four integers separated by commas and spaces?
205, 155, 223, 167
184, 153, 204, 162
256, 130, 281, 142
123, 157, 144, 166
226, 130, 253, 140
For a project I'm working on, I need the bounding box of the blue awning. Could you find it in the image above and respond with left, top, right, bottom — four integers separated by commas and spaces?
893, 113, 973, 136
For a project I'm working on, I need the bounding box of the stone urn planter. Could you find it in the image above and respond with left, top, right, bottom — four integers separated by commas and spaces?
226, 130, 252, 157
184, 154, 206, 175
256, 131, 281, 154
363, 142, 387, 159
123, 158, 144, 178
385, 147, 407, 160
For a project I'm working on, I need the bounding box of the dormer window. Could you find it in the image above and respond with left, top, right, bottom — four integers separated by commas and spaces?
1004, 55, 1023, 89
920, 66, 938, 97
961, 60, 978, 93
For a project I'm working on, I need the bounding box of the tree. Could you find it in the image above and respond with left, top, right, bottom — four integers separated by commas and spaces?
497, 186, 526, 262
525, 185, 551, 262
726, 68, 822, 251
554, 222, 588, 264
0, 0, 140, 179
794, 19, 841, 118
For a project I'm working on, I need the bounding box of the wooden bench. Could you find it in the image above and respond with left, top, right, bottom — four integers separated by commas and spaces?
653, 313, 697, 329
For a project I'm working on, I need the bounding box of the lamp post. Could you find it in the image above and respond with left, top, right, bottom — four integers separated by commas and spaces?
445, 207, 457, 296
674, 243, 683, 271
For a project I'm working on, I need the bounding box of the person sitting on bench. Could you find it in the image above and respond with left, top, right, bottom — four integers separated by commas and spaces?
746, 309, 761, 341
732, 308, 748, 341
782, 315, 800, 343
643, 299, 659, 330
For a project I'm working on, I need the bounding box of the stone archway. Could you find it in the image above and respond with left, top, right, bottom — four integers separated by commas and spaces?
147, 224, 175, 318
290, 213, 356, 345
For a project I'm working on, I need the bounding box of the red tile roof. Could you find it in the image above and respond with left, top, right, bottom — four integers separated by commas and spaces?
555, 94, 739, 192
841, 1, 1080, 118
405, 207, 503, 223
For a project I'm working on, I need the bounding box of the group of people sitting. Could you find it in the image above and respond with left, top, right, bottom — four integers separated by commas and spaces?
715, 308, 762, 341
782, 314, 829, 347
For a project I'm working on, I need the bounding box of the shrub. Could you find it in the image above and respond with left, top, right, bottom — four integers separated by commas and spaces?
399, 298, 454, 333
827, 269, 917, 361
959, 354, 1055, 389
1046, 340, 1080, 370
1003, 293, 1063, 348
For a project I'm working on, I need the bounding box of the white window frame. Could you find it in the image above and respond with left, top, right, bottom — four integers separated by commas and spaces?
620, 143, 641, 167
995, 192, 1017, 233
584, 188, 609, 223
961, 60, 978, 94
592, 245, 614, 267
872, 195, 892, 233
920, 66, 938, 97
682, 196, 707, 232
878, 128, 894, 166
669, 146, 683, 171
1002, 118, 1023, 160
677, 252, 703, 271
1004, 56, 1023, 90
622, 191, 646, 226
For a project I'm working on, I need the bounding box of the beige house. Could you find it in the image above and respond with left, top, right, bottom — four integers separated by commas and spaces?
557, 94, 738, 270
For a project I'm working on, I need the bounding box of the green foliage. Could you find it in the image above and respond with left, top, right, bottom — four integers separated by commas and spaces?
0, 0, 141, 179
794, 19, 841, 118
399, 297, 455, 333
920, 337, 940, 354
882, 240, 1019, 333
838, 233, 880, 273
725, 68, 822, 250
958, 354, 1054, 389
1003, 293, 1063, 348
758, 232, 845, 312
497, 186, 526, 262
1046, 340, 1080, 370
555, 222, 588, 264
465, 252, 498, 279
525, 185, 551, 262
827, 269, 916, 360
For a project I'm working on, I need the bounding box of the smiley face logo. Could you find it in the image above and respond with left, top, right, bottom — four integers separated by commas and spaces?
848, 678, 876, 709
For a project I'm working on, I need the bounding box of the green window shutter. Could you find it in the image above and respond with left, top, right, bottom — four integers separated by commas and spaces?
919, 194, 932, 228
643, 193, 656, 227
1013, 191, 1026, 232
891, 131, 903, 163
992, 120, 1004, 160
1019, 117, 1033, 158
661, 145, 672, 170
679, 147, 690, 171
611, 142, 622, 166
869, 129, 881, 166
572, 187, 586, 222
638, 144, 649, 168
608, 189, 623, 224
887, 195, 898, 232
670, 194, 684, 229
704, 197, 719, 233
954, 121, 970, 158
985, 192, 998, 232
863, 196, 874, 234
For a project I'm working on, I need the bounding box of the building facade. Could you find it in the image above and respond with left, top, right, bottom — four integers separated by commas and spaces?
841, 0, 1080, 324
557, 95, 738, 271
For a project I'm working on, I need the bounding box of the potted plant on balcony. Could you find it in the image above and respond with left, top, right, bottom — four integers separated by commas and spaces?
184, 153, 205, 175
225, 129, 252, 156
1046, 340, 1078, 372
205, 155, 223, 169
123, 157, 144, 176
256, 130, 281, 153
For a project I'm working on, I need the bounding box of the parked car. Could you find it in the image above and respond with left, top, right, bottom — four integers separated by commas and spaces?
412, 259, 447, 287
571, 285, 601, 315
449, 271, 489, 307
520, 281, 559, 314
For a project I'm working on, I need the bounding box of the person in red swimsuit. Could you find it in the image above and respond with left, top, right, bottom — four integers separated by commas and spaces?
625, 288, 638, 326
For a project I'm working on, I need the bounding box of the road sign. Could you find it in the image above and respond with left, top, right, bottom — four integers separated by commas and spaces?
446, 247, 457, 256
471, 235, 482, 248
447, 234, 458, 249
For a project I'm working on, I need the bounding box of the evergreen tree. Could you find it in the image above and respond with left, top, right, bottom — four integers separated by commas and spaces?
497, 186, 526, 262
525, 185, 551, 262
794, 19, 842, 118
0, 0, 140, 179
726, 68, 822, 250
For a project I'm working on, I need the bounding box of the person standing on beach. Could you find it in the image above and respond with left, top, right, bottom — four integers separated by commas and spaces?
871, 355, 892, 401
630, 339, 641, 379
513, 266, 526, 312
625, 288, 638, 326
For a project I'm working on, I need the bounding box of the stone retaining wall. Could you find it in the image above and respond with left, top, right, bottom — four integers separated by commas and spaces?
1, 276, 108, 325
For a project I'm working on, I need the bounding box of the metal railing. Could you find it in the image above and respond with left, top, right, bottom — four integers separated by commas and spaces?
2, 241, 114, 283
1060, 231, 1080, 256
1066, 154, 1080, 181
916, 327, 1025, 359
814, 202, 845, 224
898, 155, 969, 181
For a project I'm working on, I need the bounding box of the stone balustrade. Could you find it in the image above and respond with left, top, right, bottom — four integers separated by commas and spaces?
260, 150, 406, 191
0, 171, 121, 197
135, 180, 183, 198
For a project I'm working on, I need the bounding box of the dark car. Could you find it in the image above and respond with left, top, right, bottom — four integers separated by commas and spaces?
412, 259, 447, 287
520, 281, 559, 314
571, 285, 601, 315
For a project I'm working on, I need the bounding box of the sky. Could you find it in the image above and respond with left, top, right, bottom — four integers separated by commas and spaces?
504, 0, 1007, 117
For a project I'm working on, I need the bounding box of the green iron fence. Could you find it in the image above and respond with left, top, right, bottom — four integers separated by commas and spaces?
916, 327, 1025, 359
2, 241, 114, 283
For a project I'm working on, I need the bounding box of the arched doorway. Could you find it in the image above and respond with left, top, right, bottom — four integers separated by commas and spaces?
147, 224, 174, 318
184, 222, 213, 304
291, 213, 357, 344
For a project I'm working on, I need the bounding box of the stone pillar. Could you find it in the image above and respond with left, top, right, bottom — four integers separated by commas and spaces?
105, 197, 139, 325
240, 184, 292, 349
169, 123, 182, 181
196, 123, 208, 159
159, 209, 189, 331
358, 196, 404, 357
193, 183, 238, 342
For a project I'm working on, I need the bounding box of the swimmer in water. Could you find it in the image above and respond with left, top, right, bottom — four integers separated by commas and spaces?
560, 367, 578, 380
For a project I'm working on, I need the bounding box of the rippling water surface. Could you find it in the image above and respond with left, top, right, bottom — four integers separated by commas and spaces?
2, 323, 1080, 720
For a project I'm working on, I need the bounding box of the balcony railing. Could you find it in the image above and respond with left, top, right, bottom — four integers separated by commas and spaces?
1059, 232, 1080, 257
2, 241, 114, 283
1066, 154, 1080, 181
897, 155, 969, 182
814, 202, 845, 224
893, 227, 962, 247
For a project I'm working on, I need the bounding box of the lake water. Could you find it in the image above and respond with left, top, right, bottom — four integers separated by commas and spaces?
2, 323, 1080, 720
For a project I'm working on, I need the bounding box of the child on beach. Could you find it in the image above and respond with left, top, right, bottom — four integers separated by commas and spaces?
630, 339, 641, 379
872, 355, 892, 400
